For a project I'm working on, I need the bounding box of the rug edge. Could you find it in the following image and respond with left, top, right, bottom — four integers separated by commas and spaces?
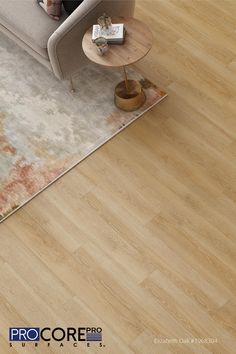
0, 93, 168, 224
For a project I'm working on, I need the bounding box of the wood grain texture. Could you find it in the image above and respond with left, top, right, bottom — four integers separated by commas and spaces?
82, 17, 153, 67
1, 1, 236, 353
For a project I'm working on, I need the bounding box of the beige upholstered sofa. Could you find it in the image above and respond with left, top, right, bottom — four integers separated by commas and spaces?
0, 0, 135, 80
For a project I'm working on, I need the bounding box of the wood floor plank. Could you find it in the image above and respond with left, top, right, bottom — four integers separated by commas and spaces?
141, 270, 233, 353
208, 299, 236, 338
0, 1, 236, 353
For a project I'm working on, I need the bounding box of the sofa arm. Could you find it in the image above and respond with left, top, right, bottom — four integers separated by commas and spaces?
48, 0, 135, 80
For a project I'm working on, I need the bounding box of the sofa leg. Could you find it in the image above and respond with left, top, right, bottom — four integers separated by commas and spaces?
69, 76, 75, 93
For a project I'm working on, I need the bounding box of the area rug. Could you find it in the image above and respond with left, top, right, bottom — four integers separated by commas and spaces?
0, 32, 167, 223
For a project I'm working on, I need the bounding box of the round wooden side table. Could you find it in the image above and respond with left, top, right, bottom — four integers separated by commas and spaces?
82, 17, 153, 111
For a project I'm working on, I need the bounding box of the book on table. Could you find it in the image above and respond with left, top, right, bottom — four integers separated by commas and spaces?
92, 24, 125, 44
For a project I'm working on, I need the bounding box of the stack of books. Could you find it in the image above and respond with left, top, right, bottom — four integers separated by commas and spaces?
92, 24, 125, 44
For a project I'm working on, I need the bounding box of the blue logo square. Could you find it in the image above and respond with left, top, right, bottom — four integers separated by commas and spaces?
9, 328, 40, 341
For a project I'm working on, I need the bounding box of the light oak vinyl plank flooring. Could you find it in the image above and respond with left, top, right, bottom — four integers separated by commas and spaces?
1, 1, 236, 353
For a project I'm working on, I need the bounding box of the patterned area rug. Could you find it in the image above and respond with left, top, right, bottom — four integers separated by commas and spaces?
0, 32, 167, 223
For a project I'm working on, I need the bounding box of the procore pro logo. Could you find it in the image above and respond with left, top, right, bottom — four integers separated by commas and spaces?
9, 328, 40, 342
9, 327, 105, 349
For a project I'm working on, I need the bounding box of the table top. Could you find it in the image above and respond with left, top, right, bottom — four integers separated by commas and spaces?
82, 17, 153, 67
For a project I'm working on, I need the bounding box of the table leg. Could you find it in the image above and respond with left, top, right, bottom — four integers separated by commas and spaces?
123, 66, 129, 92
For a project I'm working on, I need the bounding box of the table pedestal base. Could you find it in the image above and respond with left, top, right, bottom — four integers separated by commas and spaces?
114, 80, 146, 112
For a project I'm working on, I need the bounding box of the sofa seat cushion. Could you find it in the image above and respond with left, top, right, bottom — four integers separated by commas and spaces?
0, 0, 67, 59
